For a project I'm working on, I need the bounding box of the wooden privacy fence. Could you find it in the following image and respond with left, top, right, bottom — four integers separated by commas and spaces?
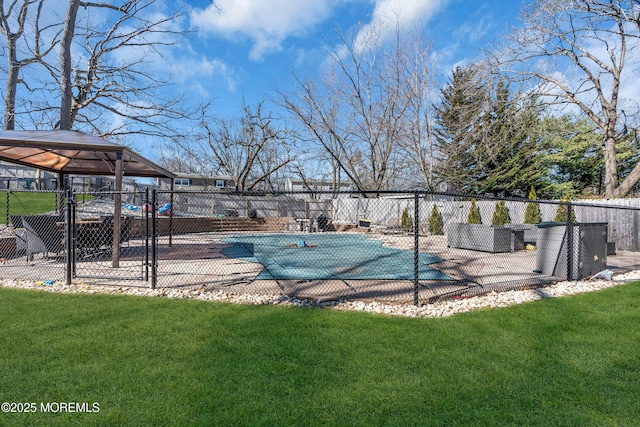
332, 195, 640, 251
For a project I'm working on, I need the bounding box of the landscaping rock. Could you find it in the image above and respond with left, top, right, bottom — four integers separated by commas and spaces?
1, 270, 638, 318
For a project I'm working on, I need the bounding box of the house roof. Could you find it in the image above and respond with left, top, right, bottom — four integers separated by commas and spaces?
0, 130, 175, 178
286, 178, 352, 187
173, 172, 233, 180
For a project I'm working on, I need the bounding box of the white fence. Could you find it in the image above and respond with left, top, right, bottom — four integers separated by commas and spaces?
151, 191, 640, 251
161, 191, 333, 220
332, 196, 640, 251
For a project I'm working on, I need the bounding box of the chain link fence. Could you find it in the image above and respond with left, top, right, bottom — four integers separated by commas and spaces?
1, 189, 639, 305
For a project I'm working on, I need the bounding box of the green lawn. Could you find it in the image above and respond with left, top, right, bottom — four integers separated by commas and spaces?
0, 192, 97, 225
0, 192, 59, 224
1, 284, 639, 426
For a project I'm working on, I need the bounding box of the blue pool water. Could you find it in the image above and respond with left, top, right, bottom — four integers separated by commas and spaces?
221, 233, 452, 281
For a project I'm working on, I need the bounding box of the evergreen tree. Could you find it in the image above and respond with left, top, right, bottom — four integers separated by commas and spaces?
543, 115, 602, 196
428, 204, 443, 235
543, 115, 640, 197
467, 199, 482, 224
401, 208, 413, 232
491, 200, 510, 226
434, 67, 547, 197
554, 194, 577, 223
524, 187, 542, 224
478, 80, 547, 197
433, 65, 487, 193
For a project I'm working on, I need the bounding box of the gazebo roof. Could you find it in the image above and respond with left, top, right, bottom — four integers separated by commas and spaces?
0, 130, 175, 178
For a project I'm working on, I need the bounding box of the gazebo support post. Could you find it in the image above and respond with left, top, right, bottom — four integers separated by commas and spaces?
112, 152, 123, 268
169, 178, 174, 247
57, 172, 66, 213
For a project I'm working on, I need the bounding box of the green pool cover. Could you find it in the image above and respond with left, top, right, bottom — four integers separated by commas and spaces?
221, 233, 452, 281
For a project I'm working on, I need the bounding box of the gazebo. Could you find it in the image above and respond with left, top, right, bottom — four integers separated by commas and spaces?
0, 130, 176, 267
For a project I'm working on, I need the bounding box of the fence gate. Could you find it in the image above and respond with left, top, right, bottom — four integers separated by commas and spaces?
70, 191, 151, 284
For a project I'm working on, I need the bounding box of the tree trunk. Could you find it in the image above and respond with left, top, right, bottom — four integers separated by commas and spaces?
603, 119, 619, 197
3, 38, 18, 130
613, 161, 640, 197
58, 0, 80, 130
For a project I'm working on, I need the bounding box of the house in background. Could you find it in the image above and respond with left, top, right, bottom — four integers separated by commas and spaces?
156, 172, 235, 190
285, 178, 352, 199
153, 173, 355, 196
0, 161, 137, 192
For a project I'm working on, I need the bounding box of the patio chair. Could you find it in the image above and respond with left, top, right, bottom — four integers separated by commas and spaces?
79, 216, 133, 258
76, 220, 110, 258
10, 215, 26, 254
120, 216, 133, 245
99, 215, 134, 243
22, 215, 65, 262
157, 203, 172, 216
22, 178, 36, 190
10, 215, 24, 229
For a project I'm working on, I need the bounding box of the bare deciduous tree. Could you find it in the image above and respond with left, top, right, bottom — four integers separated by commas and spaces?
1, 0, 197, 139
0, 0, 58, 130
280, 23, 431, 192
54, 0, 190, 137
395, 33, 438, 190
199, 101, 293, 192
157, 136, 210, 175
497, 0, 640, 197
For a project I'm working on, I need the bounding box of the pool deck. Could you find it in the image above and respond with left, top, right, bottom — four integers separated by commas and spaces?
3, 231, 640, 304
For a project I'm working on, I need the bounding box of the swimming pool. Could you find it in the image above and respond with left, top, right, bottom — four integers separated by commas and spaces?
221, 233, 452, 281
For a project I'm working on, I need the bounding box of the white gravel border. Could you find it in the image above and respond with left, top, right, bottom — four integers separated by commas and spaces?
1, 269, 639, 318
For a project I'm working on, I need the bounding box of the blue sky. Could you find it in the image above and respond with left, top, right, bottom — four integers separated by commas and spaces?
2, 0, 525, 161
176, 0, 524, 120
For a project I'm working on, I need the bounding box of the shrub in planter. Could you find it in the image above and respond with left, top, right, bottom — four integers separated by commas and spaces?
467, 199, 482, 224
554, 193, 577, 223
491, 200, 510, 226
401, 208, 413, 232
524, 186, 541, 224
428, 204, 443, 235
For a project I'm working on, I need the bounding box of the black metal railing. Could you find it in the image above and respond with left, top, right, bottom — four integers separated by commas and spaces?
0, 189, 638, 305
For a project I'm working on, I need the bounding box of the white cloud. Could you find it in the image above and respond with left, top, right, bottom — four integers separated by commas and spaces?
457, 18, 492, 43
178, 58, 241, 97
190, 0, 452, 62
191, 0, 353, 61
353, 0, 449, 52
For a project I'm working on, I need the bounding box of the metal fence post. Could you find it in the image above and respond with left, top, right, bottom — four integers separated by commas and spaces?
144, 187, 149, 282
169, 190, 174, 247
5, 191, 9, 226
566, 201, 574, 281
65, 189, 74, 285
414, 191, 419, 306
71, 190, 77, 278
151, 189, 157, 290
5, 188, 11, 227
